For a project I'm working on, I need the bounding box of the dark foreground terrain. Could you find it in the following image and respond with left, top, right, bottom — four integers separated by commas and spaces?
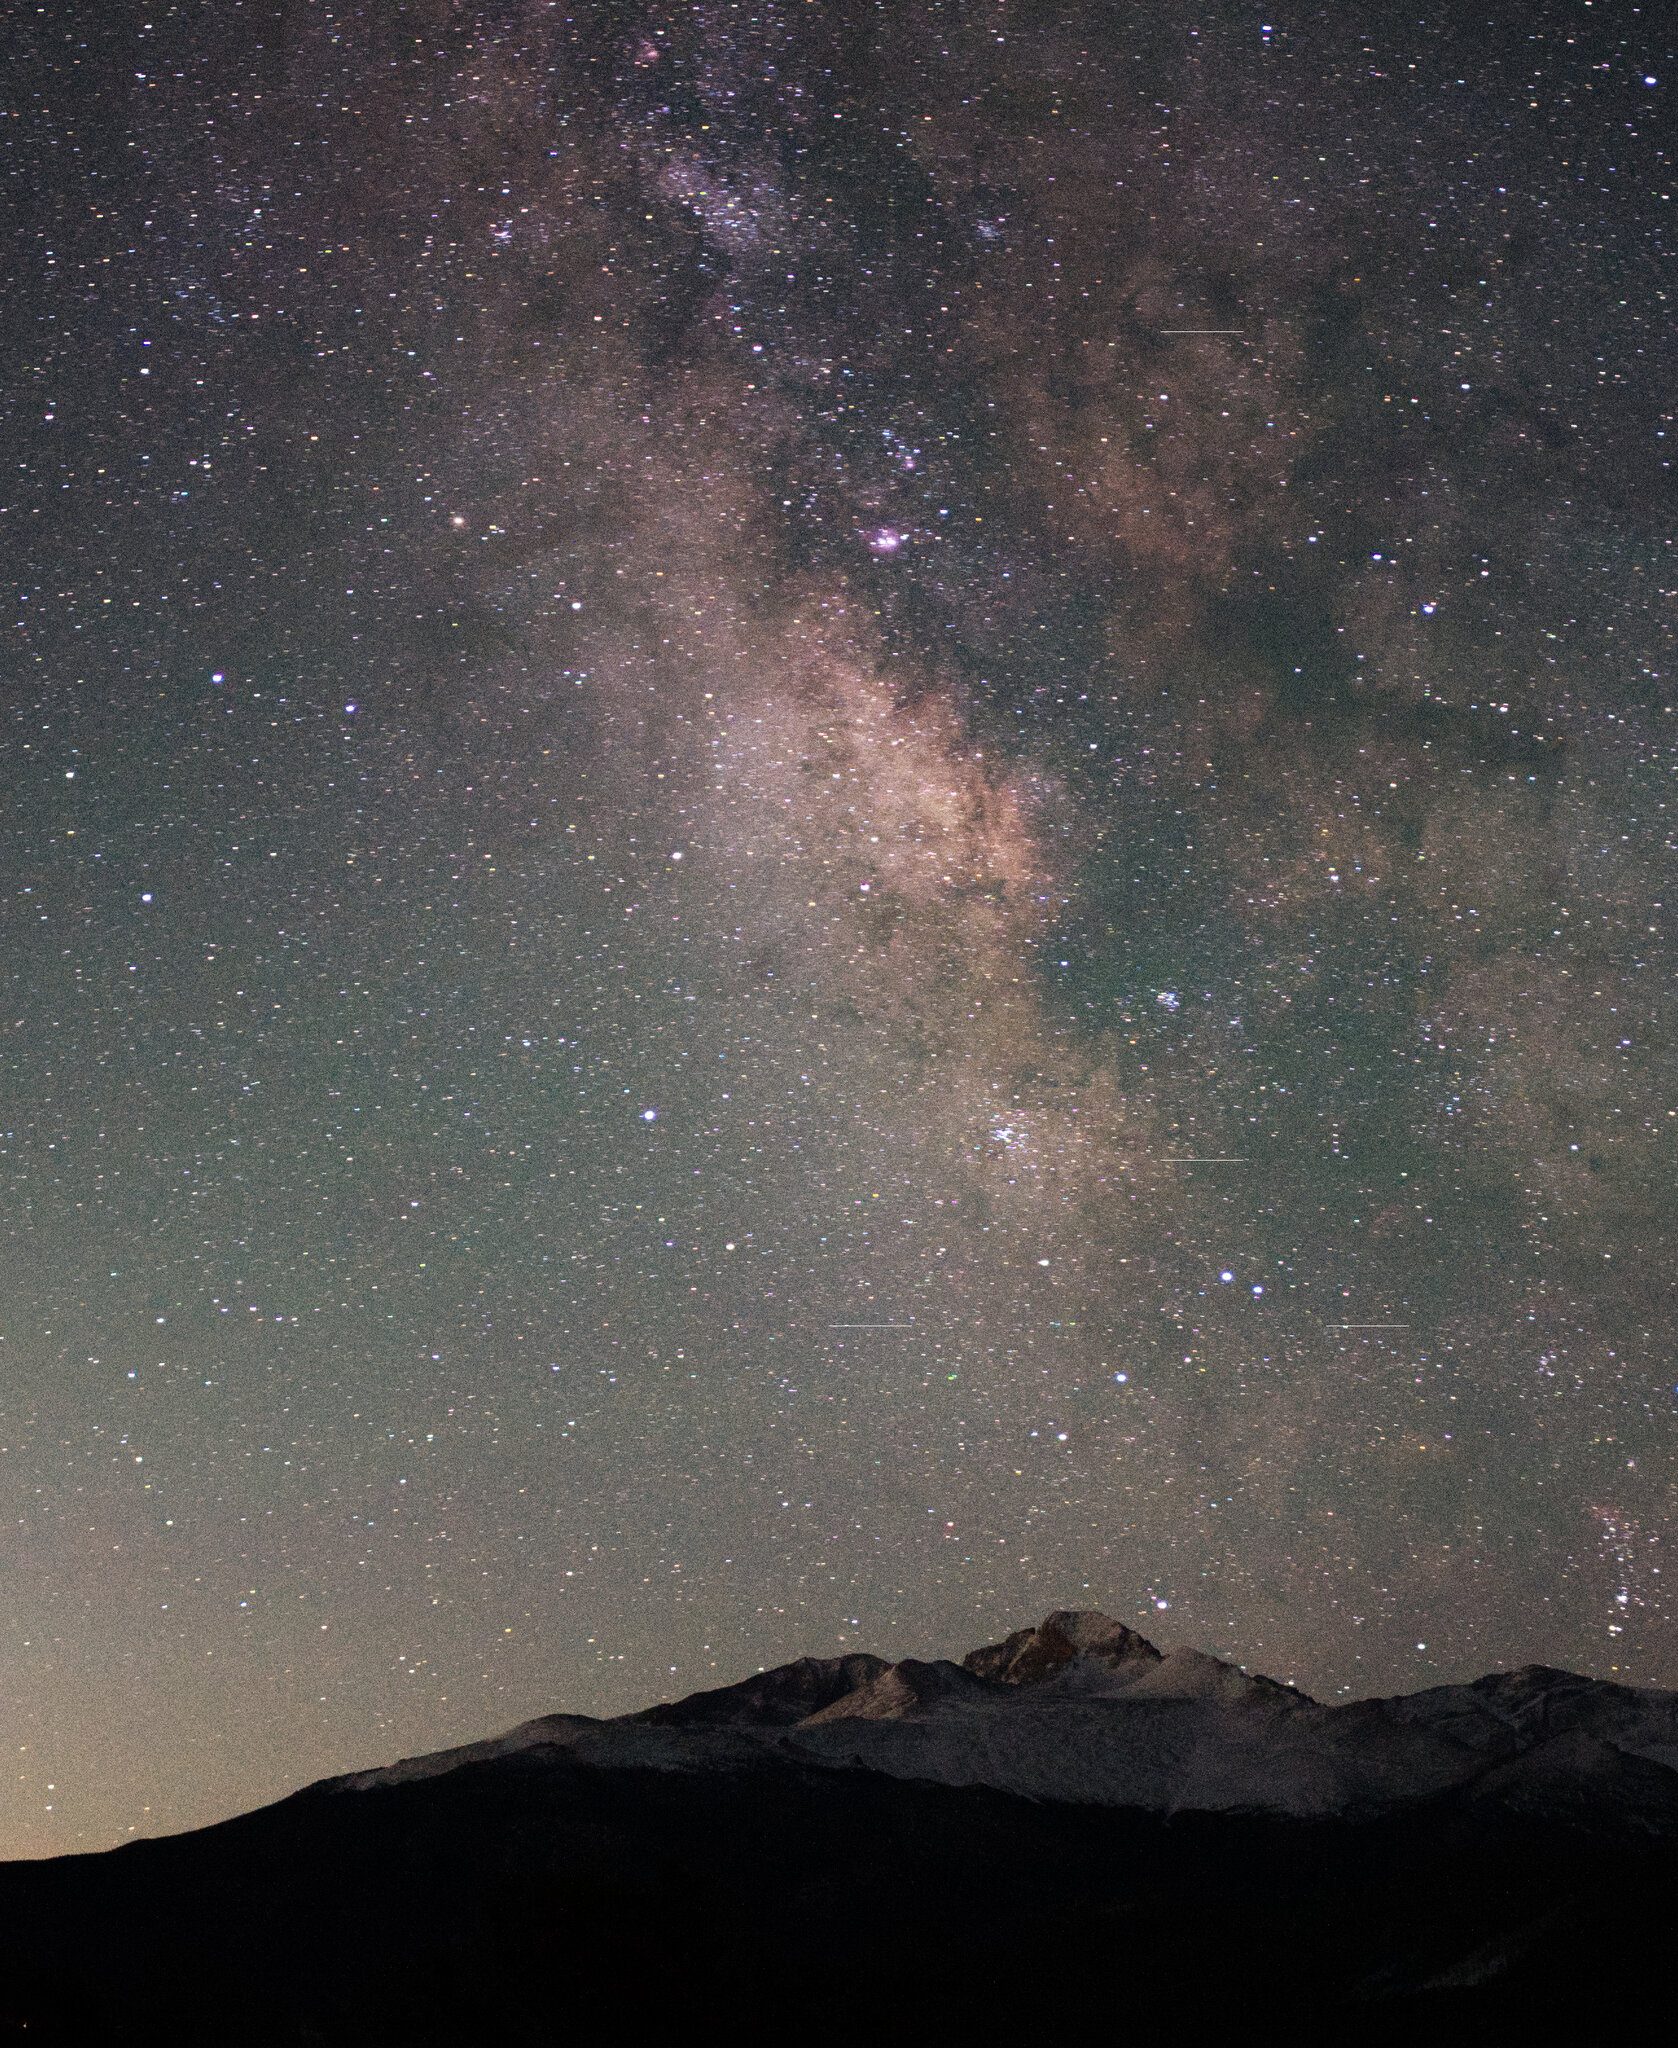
4, 1612, 1674, 2041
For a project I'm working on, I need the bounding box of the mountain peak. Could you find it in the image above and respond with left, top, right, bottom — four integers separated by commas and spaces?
962, 1608, 1163, 1685
802, 1656, 990, 1725
631, 1651, 890, 1729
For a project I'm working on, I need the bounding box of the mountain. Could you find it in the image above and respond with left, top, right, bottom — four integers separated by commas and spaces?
338, 1606, 1678, 1824
2, 1610, 1675, 2042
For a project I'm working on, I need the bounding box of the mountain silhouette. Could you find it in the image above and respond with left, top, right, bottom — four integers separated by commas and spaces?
3, 1610, 1675, 2042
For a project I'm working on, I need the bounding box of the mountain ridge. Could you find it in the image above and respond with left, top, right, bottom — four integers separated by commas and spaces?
333, 1606, 1678, 1830
4, 1607, 1675, 2042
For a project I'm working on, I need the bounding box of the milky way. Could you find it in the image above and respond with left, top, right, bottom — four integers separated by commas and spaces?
2, 0, 1673, 1855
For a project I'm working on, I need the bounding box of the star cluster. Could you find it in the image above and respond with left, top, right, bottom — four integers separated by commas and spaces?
1, 0, 1672, 1856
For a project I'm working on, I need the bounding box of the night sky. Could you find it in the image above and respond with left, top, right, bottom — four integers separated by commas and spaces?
3, 0, 1673, 1859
